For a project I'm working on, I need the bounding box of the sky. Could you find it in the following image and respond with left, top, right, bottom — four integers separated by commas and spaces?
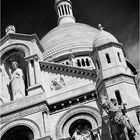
1, 0, 139, 69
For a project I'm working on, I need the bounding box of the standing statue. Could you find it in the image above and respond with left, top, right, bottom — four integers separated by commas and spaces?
9, 61, 25, 100
99, 95, 137, 140
0, 65, 11, 104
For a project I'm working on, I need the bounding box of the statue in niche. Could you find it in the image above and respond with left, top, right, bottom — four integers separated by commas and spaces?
8, 61, 25, 100
99, 95, 138, 140
0, 66, 11, 104
50, 77, 65, 90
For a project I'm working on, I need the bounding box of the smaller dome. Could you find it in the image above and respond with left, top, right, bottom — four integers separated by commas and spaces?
93, 30, 119, 47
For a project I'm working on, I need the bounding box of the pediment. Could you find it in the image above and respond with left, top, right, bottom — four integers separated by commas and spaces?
39, 61, 96, 98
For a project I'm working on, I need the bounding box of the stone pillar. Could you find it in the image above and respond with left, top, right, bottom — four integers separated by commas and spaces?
27, 60, 35, 86
25, 54, 45, 96
42, 111, 50, 134
34, 57, 41, 84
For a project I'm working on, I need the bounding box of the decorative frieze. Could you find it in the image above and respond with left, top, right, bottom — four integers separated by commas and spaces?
0, 104, 47, 124
97, 75, 134, 91
93, 42, 122, 52
0, 92, 46, 115
40, 61, 96, 81
105, 75, 134, 87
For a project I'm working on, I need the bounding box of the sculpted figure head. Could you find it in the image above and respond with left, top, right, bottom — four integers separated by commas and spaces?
11, 61, 18, 71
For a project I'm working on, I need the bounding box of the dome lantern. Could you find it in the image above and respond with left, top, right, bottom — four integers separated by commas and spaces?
55, 0, 75, 25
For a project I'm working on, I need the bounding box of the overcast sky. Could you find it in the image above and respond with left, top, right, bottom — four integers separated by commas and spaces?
1, 0, 139, 69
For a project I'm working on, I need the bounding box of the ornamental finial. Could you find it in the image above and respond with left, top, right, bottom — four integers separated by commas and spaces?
98, 24, 104, 31
5, 25, 16, 35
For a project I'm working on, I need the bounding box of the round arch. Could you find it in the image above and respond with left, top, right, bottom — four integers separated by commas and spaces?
55, 105, 102, 139
0, 118, 41, 139
0, 43, 30, 60
1, 125, 34, 140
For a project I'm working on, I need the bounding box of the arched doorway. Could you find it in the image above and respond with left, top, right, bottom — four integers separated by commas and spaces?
56, 106, 102, 139
69, 119, 92, 137
1, 125, 34, 140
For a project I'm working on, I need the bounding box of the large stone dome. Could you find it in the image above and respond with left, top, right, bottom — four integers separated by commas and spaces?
40, 23, 99, 61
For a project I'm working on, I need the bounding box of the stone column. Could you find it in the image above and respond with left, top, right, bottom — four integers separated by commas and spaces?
34, 57, 41, 84
27, 60, 35, 86
43, 111, 50, 134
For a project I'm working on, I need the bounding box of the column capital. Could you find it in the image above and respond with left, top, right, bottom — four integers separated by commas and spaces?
25, 54, 39, 61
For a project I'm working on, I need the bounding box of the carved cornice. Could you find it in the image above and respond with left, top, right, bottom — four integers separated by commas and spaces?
40, 61, 96, 81
0, 33, 44, 52
35, 135, 52, 140
0, 104, 47, 124
0, 92, 47, 116
96, 74, 135, 91
93, 42, 122, 52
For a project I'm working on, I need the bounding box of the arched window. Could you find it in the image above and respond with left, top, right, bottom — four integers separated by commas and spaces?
77, 59, 81, 67
81, 59, 85, 67
1, 125, 34, 140
115, 90, 122, 105
69, 119, 92, 137
66, 61, 69, 65
117, 52, 122, 62
86, 58, 90, 66
105, 53, 111, 63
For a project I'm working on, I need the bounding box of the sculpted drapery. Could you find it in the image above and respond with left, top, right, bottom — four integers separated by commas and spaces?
9, 61, 25, 100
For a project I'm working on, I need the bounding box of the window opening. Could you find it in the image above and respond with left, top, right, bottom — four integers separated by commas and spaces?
105, 53, 111, 63
115, 90, 122, 105
136, 111, 140, 124
77, 59, 81, 67
61, 5, 65, 15
66, 61, 69, 65
117, 52, 122, 62
86, 58, 90, 66
81, 59, 85, 67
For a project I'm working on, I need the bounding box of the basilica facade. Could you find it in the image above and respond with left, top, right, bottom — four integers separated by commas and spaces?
0, 0, 140, 140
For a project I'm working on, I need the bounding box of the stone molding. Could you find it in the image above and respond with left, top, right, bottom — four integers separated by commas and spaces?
0, 92, 46, 116
0, 43, 30, 59
0, 118, 41, 139
55, 105, 101, 139
0, 104, 47, 124
35, 135, 52, 140
1, 33, 44, 52
97, 74, 134, 92
92, 42, 122, 52
40, 61, 96, 81
47, 83, 95, 105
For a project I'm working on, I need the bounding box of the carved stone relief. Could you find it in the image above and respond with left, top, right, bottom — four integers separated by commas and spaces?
50, 76, 65, 91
